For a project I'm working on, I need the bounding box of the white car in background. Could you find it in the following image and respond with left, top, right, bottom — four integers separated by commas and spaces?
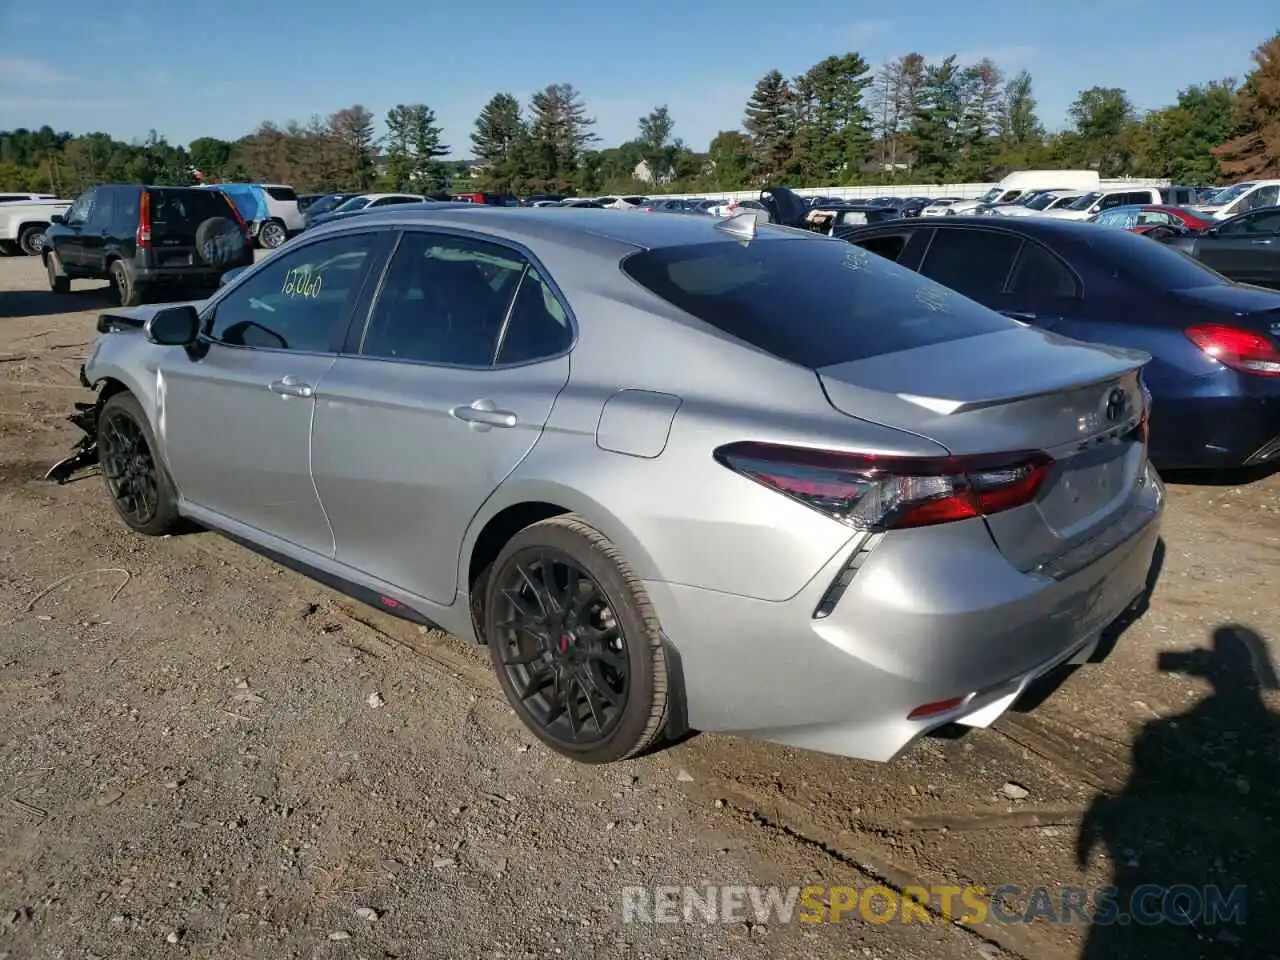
1192, 180, 1280, 220
919, 198, 964, 216
997, 192, 1085, 217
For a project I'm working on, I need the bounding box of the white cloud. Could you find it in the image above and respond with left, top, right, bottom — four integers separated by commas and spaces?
0, 57, 69, 85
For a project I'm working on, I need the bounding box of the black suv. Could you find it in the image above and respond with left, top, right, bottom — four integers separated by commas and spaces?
42, 184, 255, 306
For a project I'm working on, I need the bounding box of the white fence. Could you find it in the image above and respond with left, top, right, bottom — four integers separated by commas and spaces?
651, 178, 1170, 202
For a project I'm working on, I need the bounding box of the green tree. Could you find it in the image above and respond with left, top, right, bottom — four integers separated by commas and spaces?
743, 69, 793, 182
1136, 81, 1236, 182
704, 130, 752, 189
1066, 86, 1135, 176
470, 93, 528, 192
637, 105, 675, 181
327, 105, 378, 190
1213, 32, 1280, 179
954, 58, 1004, 180
803, 53, 875, 184
910, 56, 964, 181
526, 83, 597, 192
188, 137, 233, 180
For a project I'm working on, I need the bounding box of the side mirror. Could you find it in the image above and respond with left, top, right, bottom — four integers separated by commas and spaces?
218, 266, 248, 288
50, 214, 66, 225
145, 305, 201, 347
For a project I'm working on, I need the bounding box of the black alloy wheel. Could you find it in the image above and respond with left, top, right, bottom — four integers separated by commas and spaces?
99, 407, 159, 526
491, 548, 630, 746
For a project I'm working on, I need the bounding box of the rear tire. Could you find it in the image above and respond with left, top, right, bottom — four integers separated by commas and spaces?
97, 392, 181, 536
484, 515, 669, 764
46, 251, 70, 294
258, 220, 287, 249
109, 260, 144, 307
18, 226, 45, 256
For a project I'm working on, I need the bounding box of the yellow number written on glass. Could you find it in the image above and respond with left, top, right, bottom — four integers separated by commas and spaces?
282, 268, 323, 298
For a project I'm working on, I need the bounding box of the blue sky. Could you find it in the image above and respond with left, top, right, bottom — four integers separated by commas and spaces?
0, 0, 1273, 157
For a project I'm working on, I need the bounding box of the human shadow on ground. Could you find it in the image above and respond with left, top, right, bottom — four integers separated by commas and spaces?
1076, 623, 1280, 959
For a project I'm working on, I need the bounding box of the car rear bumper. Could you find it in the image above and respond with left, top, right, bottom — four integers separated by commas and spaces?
1149, 390, 1280, 469
645, 467, 1164, 762
134, 263, 248, 285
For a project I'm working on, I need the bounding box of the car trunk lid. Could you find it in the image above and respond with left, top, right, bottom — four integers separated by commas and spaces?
817, 327, 1151, 570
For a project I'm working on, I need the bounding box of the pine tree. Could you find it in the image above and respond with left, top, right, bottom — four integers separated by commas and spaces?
909, 57, 963, 182
526, 83, 598, 192
327, 105, 377, 190
471, 93, 527, 191
743, 70, 793, 182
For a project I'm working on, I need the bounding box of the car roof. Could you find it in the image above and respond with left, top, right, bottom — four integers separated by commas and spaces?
308, 203, 820, 251
849, 214, 1113, 241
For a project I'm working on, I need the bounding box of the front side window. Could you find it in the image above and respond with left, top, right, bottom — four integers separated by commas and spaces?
64, 190, 96, 224
1221, 210, 1280, 235
359, 231, 528, 366
207, 232, 381, 352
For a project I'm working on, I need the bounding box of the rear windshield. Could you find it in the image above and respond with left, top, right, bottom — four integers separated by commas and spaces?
620, 236, 1015, 367
146, 188, 235, 224
265, 186, 298, 202
1080, 228, 1228, 290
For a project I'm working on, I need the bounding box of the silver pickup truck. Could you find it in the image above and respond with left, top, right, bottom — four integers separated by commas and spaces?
1, 197, 73, 256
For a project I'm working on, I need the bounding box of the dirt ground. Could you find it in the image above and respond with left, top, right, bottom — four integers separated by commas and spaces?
1, 252, 1278, 960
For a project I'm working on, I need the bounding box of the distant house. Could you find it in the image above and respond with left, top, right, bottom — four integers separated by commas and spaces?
633, 159, 674, 185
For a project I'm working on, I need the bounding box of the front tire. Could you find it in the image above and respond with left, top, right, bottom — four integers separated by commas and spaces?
485, 516, 669, 763
97, 393, 181, 536
46, 251, 70, 294
18, 226, 45, 256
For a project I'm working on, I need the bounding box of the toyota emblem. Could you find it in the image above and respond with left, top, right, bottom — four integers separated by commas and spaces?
1104, 388, 1128, 423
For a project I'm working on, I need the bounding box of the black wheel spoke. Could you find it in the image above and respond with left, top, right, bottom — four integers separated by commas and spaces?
98, 411, 159, 525
491, 545, 632, 748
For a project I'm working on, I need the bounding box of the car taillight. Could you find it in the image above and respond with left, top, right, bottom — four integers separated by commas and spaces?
713, 442, 1052, 531
137, 191, 152, 247
1185, 323, 1280, 377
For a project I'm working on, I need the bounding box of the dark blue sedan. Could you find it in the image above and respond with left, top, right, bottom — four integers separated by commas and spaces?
834, 216, 1280, 471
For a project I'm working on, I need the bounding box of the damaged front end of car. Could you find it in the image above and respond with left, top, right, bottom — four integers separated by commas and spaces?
44, 364, 101, 484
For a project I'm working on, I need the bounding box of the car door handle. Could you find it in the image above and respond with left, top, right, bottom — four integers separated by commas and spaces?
269, 375, 314, 398
1250, 238, 1273, 244
451, 398, 517, 429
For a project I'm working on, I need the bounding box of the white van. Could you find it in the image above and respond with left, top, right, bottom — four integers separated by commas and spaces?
947, 170, 1100, 215
1194, 180, 1280, 220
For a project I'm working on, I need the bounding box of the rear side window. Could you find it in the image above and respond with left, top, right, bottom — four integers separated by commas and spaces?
1008, 242, 1078, 297
620, 236, 1014, 368
1081, 229, 1227, 290
266, 186, 298, 202
849, 233, 910, 262
147, 188, 238, 225
918, 228, 1021, 300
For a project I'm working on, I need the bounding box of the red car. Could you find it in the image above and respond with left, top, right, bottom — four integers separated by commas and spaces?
1130, 205, 1215, 234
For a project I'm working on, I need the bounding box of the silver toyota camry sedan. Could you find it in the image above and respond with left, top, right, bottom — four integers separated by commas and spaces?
61, 204, 1164, 765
